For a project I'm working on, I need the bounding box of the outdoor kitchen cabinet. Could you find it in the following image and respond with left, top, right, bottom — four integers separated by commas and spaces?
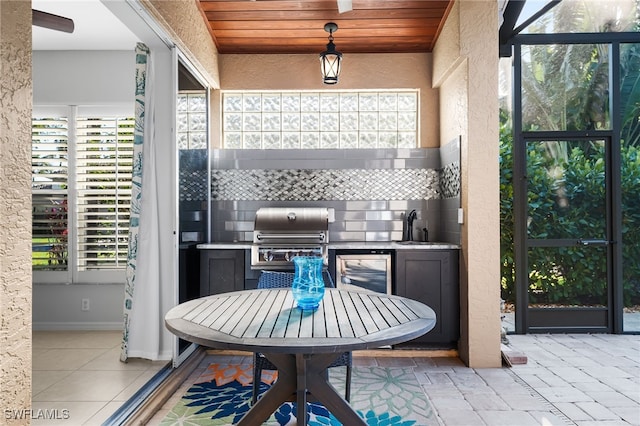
395, 249, 459, 348
200, 250, 245, 296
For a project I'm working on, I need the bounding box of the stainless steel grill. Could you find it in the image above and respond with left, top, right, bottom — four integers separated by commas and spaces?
251, 207, 329, 270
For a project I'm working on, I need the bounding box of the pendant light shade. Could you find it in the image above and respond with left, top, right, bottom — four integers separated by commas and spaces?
319, 23, 342, 85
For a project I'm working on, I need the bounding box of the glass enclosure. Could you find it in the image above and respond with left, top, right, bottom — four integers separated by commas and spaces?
526, 140, 607, 241
621, 42, 640, 332
519, 0, 638, 34
501, 0, 640, 333
521, 44, 610, 132
525, 138, 610, 329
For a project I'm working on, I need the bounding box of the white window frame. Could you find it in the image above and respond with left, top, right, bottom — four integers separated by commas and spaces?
33, 105, 133, 285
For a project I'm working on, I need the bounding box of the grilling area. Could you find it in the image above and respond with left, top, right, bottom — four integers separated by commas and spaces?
250, 207, 331, 272
195, 155, 462, 349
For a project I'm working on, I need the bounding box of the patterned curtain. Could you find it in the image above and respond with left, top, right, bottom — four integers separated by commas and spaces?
120, 43, 163, 361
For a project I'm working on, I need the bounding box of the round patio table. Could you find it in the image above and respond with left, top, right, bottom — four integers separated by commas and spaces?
165, 287, 436, 426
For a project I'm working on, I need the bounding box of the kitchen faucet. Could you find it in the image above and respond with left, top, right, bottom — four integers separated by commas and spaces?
405, 209, 417, 241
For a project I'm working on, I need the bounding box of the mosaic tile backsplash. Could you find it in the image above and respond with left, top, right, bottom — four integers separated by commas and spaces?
179, 147, 461, 243
440, 162, 461, 199
211, 168, 442, 201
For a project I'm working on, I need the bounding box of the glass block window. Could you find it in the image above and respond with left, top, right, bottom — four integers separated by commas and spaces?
222, 90, 418, 149
178, 92, 208, 149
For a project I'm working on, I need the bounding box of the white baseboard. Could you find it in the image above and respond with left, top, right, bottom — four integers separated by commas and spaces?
125, 349, 172, 361
32, 322, 123, 331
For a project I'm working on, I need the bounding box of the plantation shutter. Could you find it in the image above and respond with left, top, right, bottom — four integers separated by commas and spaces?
32, 117, 69, 271
75, 117, 134, 270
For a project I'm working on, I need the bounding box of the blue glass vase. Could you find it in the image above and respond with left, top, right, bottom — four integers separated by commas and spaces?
291, 256, 325, 310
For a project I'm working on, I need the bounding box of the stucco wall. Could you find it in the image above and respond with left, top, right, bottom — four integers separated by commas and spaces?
433, 0, 501, 367
432, 2, 462, 88
143, 0, 220, 87
0, 0, 33, 420
460, 0, 501, 367
215, 53, 439, 148
439, 63, 468, 143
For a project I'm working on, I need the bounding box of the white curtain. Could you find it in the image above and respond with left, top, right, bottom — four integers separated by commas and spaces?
120, 43, 170, 362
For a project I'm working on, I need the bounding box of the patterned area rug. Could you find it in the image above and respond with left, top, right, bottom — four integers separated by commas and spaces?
160, 362, 438, 425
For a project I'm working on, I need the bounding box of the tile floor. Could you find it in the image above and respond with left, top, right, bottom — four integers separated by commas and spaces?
32, 330, 168, 425
33, 332, 639, 426
150, 334, 639, 426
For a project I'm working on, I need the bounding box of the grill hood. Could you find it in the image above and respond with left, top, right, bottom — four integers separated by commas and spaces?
251, 207, 331, 270
253, 207, 329, 243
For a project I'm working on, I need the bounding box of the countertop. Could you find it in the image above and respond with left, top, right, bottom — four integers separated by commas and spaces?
197, 241, 460, 250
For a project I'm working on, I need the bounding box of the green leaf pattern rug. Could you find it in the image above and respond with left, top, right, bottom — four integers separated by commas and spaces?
160, 362, 439, 426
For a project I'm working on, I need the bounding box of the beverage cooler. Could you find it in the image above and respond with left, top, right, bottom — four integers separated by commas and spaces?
332, 250, 394, 294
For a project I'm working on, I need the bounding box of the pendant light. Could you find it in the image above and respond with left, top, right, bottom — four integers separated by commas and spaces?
319, 22, 342, 85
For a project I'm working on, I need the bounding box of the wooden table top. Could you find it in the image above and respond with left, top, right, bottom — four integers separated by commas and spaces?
165, 288, 436, 353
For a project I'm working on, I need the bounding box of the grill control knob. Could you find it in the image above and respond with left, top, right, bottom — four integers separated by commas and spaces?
263, 251, 273, 262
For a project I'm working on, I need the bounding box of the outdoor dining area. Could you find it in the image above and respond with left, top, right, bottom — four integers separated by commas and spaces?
164, 261, 437, 425
158, 262, 640, 426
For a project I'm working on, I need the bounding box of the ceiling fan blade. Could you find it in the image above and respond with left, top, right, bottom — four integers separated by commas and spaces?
337, 0, 352, 14
32, 9, 75, 33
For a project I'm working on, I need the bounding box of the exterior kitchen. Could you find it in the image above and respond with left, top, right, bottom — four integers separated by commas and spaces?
193, 7, 500, 366
24, 0, 500, 381
187, 143, 463, 348
183, 49, 479, 352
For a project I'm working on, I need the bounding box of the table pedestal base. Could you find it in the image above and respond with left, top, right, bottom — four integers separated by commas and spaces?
237, 352, 365, 426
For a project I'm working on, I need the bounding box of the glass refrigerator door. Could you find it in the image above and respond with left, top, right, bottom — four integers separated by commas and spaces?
336, 254, 391, 294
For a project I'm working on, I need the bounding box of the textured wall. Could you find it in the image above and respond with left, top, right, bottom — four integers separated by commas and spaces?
0, 0, 33, 420
432, 2, 462, 88
216, 53, 439, 148
434, 0, 501, 367
460, 0, 501, 368
144, 0, 220, 87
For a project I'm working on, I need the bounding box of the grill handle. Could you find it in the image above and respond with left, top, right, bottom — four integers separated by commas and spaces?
256, 233, 326, 241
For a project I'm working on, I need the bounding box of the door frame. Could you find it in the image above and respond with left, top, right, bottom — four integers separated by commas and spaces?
522, 135, 614, 333
511, 37, 627, 334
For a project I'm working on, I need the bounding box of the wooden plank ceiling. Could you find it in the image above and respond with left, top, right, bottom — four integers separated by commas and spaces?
197, 0, 454, 54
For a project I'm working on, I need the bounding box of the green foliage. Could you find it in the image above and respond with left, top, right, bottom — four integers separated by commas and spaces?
621, 43, 640, 146
500, 133, 640, 307
521, 4, 640, 137
499, 123, 515, 302
621, 144, 640, 305
521, 43, 610, 132
501, 9, 640, 308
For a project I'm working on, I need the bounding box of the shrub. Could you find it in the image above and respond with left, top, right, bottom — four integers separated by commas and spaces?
500, 134, 640, 306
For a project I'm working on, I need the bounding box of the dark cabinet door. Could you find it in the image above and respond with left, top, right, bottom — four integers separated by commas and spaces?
180, 245, 201, 303
395, 250, 459, 348
200, 250, 245, 296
